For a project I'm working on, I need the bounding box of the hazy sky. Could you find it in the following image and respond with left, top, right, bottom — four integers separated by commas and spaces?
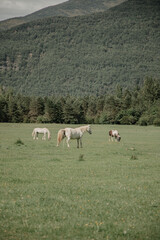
0, 0, 68, 21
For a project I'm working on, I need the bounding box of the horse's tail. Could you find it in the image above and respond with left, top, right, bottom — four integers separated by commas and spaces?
57, 129, 65, 146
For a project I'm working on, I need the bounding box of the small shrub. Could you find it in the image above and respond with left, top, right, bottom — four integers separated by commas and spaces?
15, 138, 24, 146
138, 116, 148, 126
78, 154, 85, 161
37, 115, 48, 123
153, 118, 160, 126
130, 155, 138, 160
120, 115, 137, 125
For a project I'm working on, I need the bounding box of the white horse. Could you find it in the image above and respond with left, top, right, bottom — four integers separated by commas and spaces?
57, 125, 92, 148
109, 130, 121, 142
32, 128, 51, 140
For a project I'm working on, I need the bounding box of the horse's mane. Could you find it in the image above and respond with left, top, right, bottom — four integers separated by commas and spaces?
77, 125, 89, 132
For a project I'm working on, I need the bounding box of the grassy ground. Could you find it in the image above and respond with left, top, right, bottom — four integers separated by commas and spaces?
0, 123, 159, 240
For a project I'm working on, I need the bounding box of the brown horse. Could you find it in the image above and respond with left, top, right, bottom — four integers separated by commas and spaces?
109, 130, 121, 142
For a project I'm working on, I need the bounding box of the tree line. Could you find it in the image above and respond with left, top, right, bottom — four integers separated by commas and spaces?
0, 77, 160, 126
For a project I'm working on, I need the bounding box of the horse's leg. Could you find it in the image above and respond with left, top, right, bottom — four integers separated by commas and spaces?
77, 139, 79, 148
36, 133, 38, 140
43, 133, 46, 140
66, 137, 70, 147
80, 138, 82, 148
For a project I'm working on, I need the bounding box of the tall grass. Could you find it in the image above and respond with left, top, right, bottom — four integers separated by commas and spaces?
0, 123, 159, 240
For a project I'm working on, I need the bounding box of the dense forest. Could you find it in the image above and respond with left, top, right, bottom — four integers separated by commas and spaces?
0, 77, 160, 126
0, 0, 160, 96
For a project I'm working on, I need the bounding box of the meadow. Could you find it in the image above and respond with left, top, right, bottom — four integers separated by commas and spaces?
0, 123, 159, 240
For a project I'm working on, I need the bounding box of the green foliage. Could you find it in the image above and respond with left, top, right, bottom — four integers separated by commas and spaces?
14, 138, 24, 146
78, 154, 85, 161
0, 0, 160, 96
153, 118, 160, 126
130, 154, 138, 160
0, 77, 160, 125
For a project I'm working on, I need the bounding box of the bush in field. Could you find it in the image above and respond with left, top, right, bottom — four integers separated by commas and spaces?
15, 138, 24, 146
78, 154, 85, 161
153, 118, 160, 126
138, 116, 148, 126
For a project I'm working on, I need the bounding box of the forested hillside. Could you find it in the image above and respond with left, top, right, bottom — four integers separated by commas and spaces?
0, 0, 160, 96
0, 0, 126, 31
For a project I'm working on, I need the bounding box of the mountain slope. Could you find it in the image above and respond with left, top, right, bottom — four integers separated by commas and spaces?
0, 0, 126, 31
0, 0, 160, 96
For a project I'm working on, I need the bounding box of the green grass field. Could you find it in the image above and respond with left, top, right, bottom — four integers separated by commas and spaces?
0, 123, 159, 240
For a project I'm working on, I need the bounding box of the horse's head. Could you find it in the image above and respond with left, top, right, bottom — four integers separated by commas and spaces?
87, 125, 92, 134
117, 135, 121, 142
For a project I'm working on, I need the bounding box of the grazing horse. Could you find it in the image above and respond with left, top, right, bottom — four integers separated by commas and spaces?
57, 125, 92, 148
32, 128, 51, 140
109, 130, 121, 142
